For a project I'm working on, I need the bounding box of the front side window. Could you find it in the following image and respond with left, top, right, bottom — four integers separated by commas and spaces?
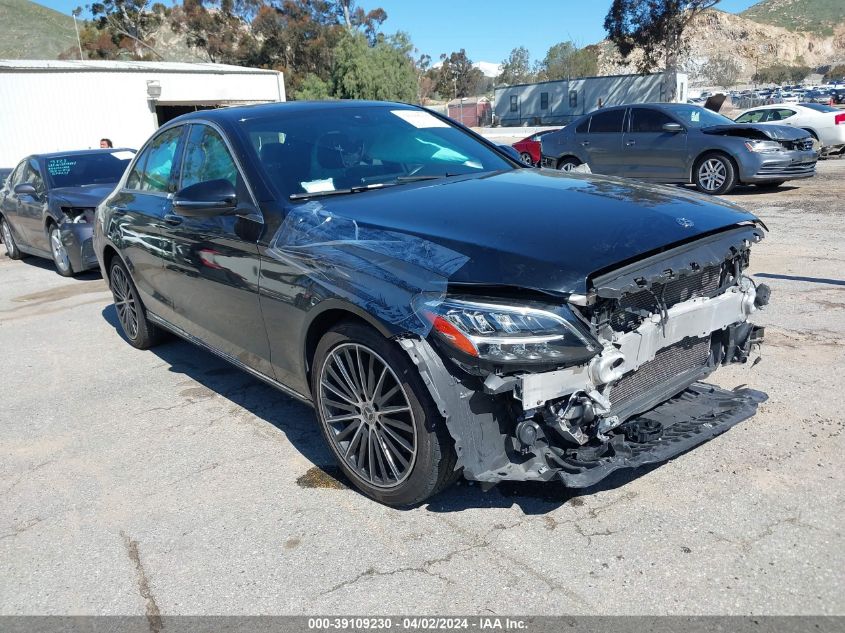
180, 125, 238, 189
589, 109, 625, 133
9, 161, 26, 189
126, 127, 183, 193
510, 96, 518, 112
26, 160, 46, 195
735, 110, 766, 123
766, 109, 796, 121
628, 108, 675, 133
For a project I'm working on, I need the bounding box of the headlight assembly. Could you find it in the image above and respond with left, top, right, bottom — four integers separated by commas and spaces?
744, 140, 782, 153
420, 296, 599, 368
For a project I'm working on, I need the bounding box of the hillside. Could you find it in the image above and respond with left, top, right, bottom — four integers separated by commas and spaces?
741, 0, 845, 36
0, 0, 76, 59
598, 7, 845, 84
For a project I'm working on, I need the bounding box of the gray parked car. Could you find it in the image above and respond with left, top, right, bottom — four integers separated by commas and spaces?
541, 103, 818, 194
0, 149, 134, 275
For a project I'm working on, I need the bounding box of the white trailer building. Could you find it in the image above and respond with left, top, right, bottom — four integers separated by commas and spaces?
0, 60, 286, 167
493, 72, 688, 127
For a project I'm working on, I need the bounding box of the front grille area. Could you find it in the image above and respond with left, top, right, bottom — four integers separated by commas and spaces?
757, 161, 817, 176
609, 264, 721, 332
778, 138, 814, 151
609, 336, 711, 410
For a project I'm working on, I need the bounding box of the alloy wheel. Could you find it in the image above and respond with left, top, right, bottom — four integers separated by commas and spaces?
318, 343, 418, 489
559, 161, 579, 172
111, 265, 139, 340
698, 158, 727, 191
1, 220, 14, 256
50, 228, 70, 273
520, 152, 533, 166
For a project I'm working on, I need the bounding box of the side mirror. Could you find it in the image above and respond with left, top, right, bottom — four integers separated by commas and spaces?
498, 144, 523, 163
662, 122, 684, 133
14, 183, 37, 196
172, 179, 237, 216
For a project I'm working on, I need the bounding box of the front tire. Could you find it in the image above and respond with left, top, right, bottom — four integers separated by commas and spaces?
49, 225, 74, 277
1, 217, 23, 260
311, 322, 458, 507
519, 152, 534, 166
693, 153, 737, 195
108, 258, 165, 350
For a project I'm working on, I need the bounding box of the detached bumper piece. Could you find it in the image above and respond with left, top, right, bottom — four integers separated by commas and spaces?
546, 383, 767, 488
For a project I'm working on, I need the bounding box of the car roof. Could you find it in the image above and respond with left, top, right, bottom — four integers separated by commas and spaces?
25, 148, 135, 161
167, 100, 420, 125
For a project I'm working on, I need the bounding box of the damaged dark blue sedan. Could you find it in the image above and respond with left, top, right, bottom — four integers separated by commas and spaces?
94, 101, 770, 506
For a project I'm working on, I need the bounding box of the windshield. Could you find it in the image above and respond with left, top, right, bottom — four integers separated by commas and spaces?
799, 102, 839, 113
45, 151, 134, 188
239, 105, 514, 199
667, 106, 736, 128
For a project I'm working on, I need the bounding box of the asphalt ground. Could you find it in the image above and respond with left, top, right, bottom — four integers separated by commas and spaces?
1, 161, 843, 616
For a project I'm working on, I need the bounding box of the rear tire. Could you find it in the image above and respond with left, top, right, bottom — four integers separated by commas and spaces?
1, 217, 23, 260
557, 157, 581, 172
519, 152, 534, 166
108, 258, 165, 350
693, 152, 737, 195
311, 322, 459, 507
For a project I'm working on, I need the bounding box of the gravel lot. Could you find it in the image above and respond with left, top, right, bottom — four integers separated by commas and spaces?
1, 161, 843, 616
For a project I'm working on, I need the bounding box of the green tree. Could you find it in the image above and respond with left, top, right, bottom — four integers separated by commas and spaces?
496, 46, 533, 85
330, 31, 416, 102
82, 0, 170, 59
604, 0, 720, 100
823, 64, 845, 82
539, 41, 598, 80
435, 49, 483, 98
295, 73, 333, 99
706, 54, 741, 90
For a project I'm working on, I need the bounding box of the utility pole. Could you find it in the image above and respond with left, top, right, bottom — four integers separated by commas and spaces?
72, 9, 83, 60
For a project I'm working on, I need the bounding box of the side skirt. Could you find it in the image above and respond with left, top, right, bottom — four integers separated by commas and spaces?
146, 311, 314, 407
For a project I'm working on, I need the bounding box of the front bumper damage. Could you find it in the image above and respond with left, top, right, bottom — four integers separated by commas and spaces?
400, 255, 770, 488
58, 222, 98, 272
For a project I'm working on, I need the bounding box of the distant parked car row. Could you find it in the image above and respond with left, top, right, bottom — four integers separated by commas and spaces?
0, 149, 135, 275
540, 103, 817, 195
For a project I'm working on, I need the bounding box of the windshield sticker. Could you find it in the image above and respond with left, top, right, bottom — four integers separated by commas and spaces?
391, 110, 450, 129
47, 159, 76, 176
301, 178, 335, 193
110, 151, 135, 161
691, 111, 700, 123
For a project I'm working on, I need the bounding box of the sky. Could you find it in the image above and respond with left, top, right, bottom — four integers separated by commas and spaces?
35, 0, 762, 66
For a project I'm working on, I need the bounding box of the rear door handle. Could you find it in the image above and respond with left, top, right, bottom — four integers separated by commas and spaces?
163, 214, 184, 226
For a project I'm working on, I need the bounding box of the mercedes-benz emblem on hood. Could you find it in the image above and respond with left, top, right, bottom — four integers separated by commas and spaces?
675, 217, 695, 228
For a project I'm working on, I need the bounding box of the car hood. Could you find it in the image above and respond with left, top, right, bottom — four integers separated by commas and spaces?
50, 184, 118, 207
304, 169, 759, 295
702, 123, 809, 141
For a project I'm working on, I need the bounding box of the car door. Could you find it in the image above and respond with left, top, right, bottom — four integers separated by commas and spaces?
735, 109, 768, 124
105, 125, 185, 317
15, 159, 50, 251
621, 107, 689, 181
157, 122, 272, 377
580, 108, 626, 174
1, 162, 28, 247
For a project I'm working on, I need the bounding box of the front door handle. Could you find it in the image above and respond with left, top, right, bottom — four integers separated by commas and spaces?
625, 140, 636, 146
580, 141, 590, 147
163, 214, 184, 226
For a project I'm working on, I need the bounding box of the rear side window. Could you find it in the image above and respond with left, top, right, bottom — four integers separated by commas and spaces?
629, 108, 675, 133
126, 127, 183, 193
180, 125, 238, 189
589, 109, 625, 133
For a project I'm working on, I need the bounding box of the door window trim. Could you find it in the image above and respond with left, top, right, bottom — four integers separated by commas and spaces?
121, 124, 187, 198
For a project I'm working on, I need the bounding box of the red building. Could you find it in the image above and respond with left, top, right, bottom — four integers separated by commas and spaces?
447, 97, 491, 127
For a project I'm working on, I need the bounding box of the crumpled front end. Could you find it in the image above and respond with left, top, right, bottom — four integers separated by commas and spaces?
401, 225, 771, 487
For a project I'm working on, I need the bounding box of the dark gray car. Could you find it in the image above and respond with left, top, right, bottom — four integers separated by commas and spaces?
0, 149, 134, 275
541, 103, 817, 194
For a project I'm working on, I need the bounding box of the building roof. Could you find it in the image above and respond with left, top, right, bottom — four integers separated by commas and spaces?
0, 60, 280, 75
447, 97, 490, 106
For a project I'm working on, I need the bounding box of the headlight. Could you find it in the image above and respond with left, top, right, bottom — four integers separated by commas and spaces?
420, 296, 598, 367
744, 140, 782, 153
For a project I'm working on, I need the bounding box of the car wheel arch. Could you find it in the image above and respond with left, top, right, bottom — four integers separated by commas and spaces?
691, 149, 739, 182
303, 302, 398, 391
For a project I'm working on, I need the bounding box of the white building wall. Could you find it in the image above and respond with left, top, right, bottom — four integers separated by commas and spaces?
0, 67, 285, 166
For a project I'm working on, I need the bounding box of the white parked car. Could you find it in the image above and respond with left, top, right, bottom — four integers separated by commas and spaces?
734, 103, 845, 155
